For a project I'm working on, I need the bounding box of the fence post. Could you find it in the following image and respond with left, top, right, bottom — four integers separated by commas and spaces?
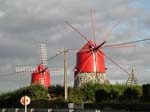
15, 108, 19, 112
30, 108, 35, 112
48, 109, 53, 112
95, 110, 101, 112
68, 103, 74, 112
2, 108, 6, 112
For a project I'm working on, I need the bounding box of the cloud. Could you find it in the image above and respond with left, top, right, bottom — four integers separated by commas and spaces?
0, 0, 150, 92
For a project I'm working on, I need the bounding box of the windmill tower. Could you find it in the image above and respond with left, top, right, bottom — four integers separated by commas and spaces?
74, 40, 107, 87
65, 10, 136, 87
126, 69, 138, 85
16, 44, 51, 88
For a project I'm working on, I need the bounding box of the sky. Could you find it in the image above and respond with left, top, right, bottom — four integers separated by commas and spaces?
0, 0, 150, 92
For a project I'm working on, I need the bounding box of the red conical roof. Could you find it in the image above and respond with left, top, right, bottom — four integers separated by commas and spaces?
31, 64, 51, 88
75, 41, 106, 74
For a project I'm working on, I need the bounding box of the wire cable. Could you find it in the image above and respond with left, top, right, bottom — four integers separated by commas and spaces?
0, 50, 64, 78
102, 38, 150, 48
0, 38, 150, 78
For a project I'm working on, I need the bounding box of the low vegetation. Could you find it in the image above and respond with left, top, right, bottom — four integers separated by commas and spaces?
0, 83, 150, 108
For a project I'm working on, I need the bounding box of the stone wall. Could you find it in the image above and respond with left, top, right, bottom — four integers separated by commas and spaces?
74, 72, 108, 87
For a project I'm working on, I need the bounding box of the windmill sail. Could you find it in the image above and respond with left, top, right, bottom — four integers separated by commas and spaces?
40, 44, 48, 66
16, 66, 36, 73
16, 44, 50, 88
65, 11, 142, 87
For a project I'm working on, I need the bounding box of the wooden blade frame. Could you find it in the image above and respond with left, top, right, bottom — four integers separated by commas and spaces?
105, 54, 130, 75
40, 44, 48, 66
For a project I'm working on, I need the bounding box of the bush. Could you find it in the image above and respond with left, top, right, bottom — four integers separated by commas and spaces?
95, 88, 110, 103
19, 83, 48, 99
0, 83, 48, 108
119, 85, 142, 103
80, 82, 102, 102
142, 84, 150, 101
68, 87, 85, 103
1, 83, 150, 107
49, 84, 64, 96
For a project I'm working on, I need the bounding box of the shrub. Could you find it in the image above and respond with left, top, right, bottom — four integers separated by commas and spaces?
95, 88, 110, 103
80, 82, 101, 102
119, 85, 142, 103
68, 87, 85, 103
49, 84, 64, 96
0, 83, 48, 108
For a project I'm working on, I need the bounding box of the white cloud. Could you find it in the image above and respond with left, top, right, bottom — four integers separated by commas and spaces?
0, 0, 150, 92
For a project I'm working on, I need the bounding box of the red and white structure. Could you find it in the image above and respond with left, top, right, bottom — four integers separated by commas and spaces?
16, 44, 51, 88
65, 10, 134, 87
74, 40, 107, 87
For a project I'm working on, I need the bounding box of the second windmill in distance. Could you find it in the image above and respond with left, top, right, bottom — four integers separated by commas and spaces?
16, 44, 51, 88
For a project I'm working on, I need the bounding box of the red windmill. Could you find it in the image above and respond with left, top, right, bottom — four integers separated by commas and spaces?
65, 10, 149, 87
16, 44, 51, 88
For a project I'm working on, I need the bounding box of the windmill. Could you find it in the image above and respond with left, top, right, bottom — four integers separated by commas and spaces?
16, 44, 51, 88
65, 10, 149, 87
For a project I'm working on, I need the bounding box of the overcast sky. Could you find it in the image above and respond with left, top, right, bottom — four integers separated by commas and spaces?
0, 0, 150, 92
